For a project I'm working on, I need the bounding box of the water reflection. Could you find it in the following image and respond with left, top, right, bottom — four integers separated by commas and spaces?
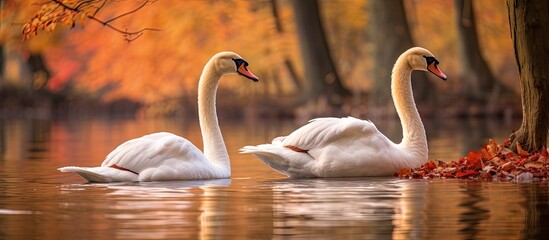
3, 117, 549, 239
58, 179, 230, 239
271, 178, 412, 238
268, 178, 533, 239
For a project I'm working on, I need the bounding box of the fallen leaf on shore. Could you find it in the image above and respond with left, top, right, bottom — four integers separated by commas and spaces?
395, 139, 549, 182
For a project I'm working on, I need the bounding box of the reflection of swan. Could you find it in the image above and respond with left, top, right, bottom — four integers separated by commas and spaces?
75, 178, 233, 189
59, 52, 259, 182
272, 179, 405, 221
59, 179, 231, 239
241, 47, 446, 178
269, 178, 421, 238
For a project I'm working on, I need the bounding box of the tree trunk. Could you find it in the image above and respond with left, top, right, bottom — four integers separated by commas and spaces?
0, 44, 4, 78
370, 0, 432, 116
455, 0, 513, 113
507, 0, 549, 151
291, 0, 348, 106
270, 0, 302, 92
27, 53, 50, 90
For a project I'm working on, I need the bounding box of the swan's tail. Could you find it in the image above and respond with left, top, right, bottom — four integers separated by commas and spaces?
240, 145, 315, 178
58, 166, 138, 183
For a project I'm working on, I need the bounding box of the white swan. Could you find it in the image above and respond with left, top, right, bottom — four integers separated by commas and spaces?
240, 47, 446, 178
59, 52, 259, 182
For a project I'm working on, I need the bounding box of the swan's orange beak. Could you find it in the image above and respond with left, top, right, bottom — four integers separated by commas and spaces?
427, 62, 447, 80
237, 64, 259, 82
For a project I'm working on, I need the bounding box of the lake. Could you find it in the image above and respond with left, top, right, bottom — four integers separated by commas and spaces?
1, 116, 548, 239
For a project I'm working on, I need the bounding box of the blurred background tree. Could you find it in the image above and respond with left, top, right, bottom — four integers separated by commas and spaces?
369, 0, 433, 117
2, 0, 520, 119
291, 0, 348, 108
455, 0, 515, 116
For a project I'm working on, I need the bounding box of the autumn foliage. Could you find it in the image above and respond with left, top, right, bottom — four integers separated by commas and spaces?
22, 1, 83, 39
11, 0, 517, 109
22, 0, 158, 41
396, 139, 549, 182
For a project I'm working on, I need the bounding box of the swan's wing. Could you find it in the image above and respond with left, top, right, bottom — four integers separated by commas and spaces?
281, 117, 382, 151
280, 117, 406, 177
100, 132, 206, 173
58, 166, 138, 183
242, 117, 403, 178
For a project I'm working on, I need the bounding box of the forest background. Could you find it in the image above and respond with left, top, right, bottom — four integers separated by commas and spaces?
0, 0, 519, 120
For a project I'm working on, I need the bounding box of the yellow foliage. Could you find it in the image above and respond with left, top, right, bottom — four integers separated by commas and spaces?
39, 0, 294, 104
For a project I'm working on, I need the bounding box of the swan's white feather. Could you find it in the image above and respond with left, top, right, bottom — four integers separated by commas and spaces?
241, 144, 316, 178
241, 117, 416, 178
105, 132, 224, 181
280, 117, 379, 150
58, 166, 137, 183
60, 132, 227, 182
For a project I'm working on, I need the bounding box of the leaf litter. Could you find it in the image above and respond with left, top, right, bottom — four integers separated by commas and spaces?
395, 139, 549, 182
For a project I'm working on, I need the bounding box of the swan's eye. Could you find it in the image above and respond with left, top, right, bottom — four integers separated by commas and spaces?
423, 56, 439, 66
232, 58, 248, 69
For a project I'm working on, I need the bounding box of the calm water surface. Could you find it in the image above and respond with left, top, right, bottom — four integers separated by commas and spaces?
1, 116, 548, 239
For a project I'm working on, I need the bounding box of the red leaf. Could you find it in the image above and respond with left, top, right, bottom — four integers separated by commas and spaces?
466, 151, 484, 169
503, 138, 512, 147
541, 146, 548, 157
456, 169, 479, 178
499, 148, 515, 158
425, 161, 437, 170
481, 172, 493, 179
524, 161, 544, 171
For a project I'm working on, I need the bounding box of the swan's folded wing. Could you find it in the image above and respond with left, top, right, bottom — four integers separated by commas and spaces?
281, 117, 381, 151
100, 132, 206, 173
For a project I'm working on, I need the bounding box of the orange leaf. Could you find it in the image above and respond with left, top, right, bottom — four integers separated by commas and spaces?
539, 154, 549, 163
501, 161, 514, 171
486, 139, 499, 157
517, 143, 530, 158
395, 168, 410, 176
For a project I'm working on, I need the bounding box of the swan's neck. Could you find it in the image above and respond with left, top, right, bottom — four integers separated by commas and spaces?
198, 61, 230, 173
391, 58, 428, 160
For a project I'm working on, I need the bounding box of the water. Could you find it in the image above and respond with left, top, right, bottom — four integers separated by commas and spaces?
1, 116, 548, 239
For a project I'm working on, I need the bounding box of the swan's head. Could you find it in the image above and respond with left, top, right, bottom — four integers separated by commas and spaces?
212, 52, 259, 82
405, 47, 447, 80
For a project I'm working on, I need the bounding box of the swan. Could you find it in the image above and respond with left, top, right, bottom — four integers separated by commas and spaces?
240, 47, 446, 178
59, 52, 259, 182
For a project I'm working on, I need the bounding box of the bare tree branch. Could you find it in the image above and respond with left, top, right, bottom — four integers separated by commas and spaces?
92, 0, 108, 16
104, 0, 151, 24
23, 0, 160, 42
